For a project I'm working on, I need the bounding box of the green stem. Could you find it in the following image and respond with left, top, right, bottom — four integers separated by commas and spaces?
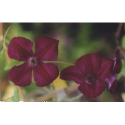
43, 61, 74, 65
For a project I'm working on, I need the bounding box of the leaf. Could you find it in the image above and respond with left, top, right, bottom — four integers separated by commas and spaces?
117, 61, 125, 79
3, 84, 15, 102
121, 35, 125, 50
3, 25, 12, 48
4, 59, 23, 71
11, 87, 20, 102
0, 49, 5, 59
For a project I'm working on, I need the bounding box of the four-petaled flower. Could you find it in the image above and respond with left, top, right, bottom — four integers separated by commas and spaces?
60, 50, 122, 98
8, 37, 59, 87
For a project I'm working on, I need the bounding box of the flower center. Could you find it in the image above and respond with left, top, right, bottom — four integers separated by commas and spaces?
29, 57, 38, 67
87, 74, 95, 84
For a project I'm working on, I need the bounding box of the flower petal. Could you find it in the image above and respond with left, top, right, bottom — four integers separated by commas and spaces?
106, 73, 117, 90
33, 62, 59, 87
75, 54, 93, 75
60, 65, 85, 84
34, 37, 59, 61
109, 80, 117, 94
97, 58, 114, 81
8, 37, 33, 61
113, 49, 122, 74
91, 54, 102, 75
9, 63, 32, 86
75, 53, 102, 76
78, 80, 107, 98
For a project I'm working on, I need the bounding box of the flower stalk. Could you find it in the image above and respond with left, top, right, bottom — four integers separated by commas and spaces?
43, 61, 74, 65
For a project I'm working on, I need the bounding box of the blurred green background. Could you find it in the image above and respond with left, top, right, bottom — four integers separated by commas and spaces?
0, 23, 125, 102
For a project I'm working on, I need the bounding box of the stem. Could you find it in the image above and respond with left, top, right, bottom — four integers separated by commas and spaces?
17, 86, 27, 102
115, 23, 125, 57
43, 61, 74, 65
115, 23, 123, 46
116, 23, 123, 39
5, 48, 11, 63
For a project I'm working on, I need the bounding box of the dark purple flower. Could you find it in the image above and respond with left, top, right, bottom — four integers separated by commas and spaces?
60, 50, 122, 98
60, 53, 114, 98
8, 37, 59, 87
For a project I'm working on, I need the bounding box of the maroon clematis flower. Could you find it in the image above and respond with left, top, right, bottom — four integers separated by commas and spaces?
106, 49, 122, 94
8, 37, 59, 87
60, 50, 122, 98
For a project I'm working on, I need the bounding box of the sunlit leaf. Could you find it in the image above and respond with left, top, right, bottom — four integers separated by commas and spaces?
11, 87, 20, 102
3, 84, 15, 102
3, 25, 12, 48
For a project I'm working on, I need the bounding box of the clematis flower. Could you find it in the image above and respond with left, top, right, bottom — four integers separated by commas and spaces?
8, 37, 59, 87
106, 49, 122, 94
60, 50, 122, 98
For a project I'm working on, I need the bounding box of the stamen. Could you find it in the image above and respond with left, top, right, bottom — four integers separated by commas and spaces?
87, 74, 95, 84
29, 57, 38, 67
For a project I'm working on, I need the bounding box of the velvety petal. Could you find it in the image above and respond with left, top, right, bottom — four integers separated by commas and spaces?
33, 62, 59, 87
78, 80, 107, 98
34, 37, 59, 61
106, 73, 117, 90
60, 65, 86, 84
97, 58, 114, 81
75, 53, 102, 76
91, 54, 102, 75
8, 37, 33, 61
113, 49, 122, 74
9, 62, 32, 86
109, 80, 117, 94
75, 54, 93, 75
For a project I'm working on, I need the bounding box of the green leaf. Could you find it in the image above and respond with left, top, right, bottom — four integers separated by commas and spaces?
11, 87, 20, 102
117, 61, 125, 79
0, 49, 5, 59
3, 25, 12, 48
121, 35, 125, 50
4, 59, 23, 71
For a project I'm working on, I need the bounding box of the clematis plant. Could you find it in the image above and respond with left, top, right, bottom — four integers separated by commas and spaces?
60, 50, 122, 98
8, 37, 59, 87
